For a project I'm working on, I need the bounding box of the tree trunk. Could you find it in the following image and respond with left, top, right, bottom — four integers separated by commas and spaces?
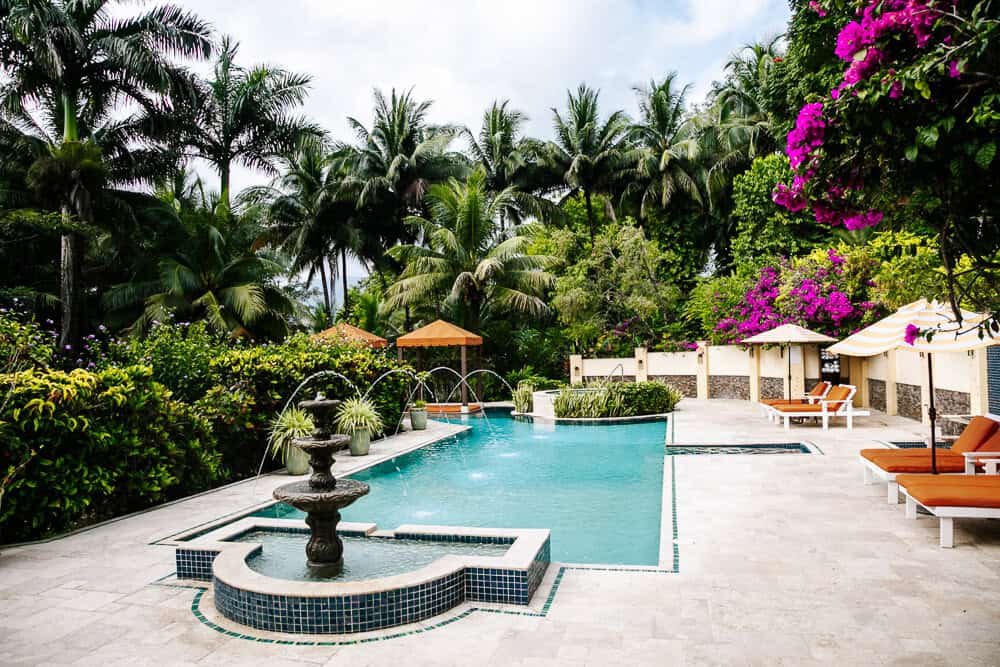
59, 221, 82, 350
318, 261, 332, 322
584, 190, 596, 243
219, 163, 231, 210
341, 248, 349, 315
328, 255, 338, 318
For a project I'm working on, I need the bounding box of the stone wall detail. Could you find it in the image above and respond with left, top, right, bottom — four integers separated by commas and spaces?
896, 383, 922, 421
868, 379, 887, 412
709, 375, 750, 400
651, 375, 697, 398
760, 377, 784, 399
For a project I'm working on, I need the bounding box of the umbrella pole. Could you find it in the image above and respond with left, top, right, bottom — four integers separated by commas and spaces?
786, 345, 792, 400
927, 353, 938, 474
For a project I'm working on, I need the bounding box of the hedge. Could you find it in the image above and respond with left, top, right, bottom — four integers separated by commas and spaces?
0, 365, 222, 542
552, 381, 683, 419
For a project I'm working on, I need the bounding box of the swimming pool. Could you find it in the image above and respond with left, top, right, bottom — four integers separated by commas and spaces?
254, 413, 667, 565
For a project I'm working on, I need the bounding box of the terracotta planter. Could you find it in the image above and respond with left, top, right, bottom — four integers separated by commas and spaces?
409, 408, 428, 430
349, 430, 371, 456
286, 445, 311, 475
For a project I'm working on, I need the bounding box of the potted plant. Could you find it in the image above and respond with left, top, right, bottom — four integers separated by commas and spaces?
335, 397, 384, 456
409, 399, 428, 430
267, 407, 314, 475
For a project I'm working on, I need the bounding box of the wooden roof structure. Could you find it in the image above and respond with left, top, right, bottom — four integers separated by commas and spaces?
314, 322, 388, 348
396, 320, 483, 348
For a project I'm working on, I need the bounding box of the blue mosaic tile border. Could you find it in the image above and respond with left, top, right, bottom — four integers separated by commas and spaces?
176, 548, 221, 581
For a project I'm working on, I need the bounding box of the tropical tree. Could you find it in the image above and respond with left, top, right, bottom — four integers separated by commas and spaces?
104, 205, 296, 340
542, 84, 631, 240
250, 137, 360, 321
0, 0, 213, 346
344, 88, 466, 265
153, 37, 321, 207
384, 168, 555, 333
625, 74, 701, 219
713, 36, 785, 159
462, 100, 545, 233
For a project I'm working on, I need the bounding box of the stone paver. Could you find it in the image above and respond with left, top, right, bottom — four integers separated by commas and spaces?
2, 404, 999, 665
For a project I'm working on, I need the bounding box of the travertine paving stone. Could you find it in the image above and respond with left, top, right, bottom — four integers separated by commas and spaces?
2, 404, 999, 665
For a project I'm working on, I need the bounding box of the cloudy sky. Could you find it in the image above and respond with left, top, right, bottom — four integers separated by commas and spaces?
172, 0, 790, 298
184, 0, 790, 192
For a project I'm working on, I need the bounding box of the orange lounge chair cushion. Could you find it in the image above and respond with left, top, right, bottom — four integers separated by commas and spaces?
951, 416, 1000, 454
894, 475, 1000, 508
859, 450, 968, 473
761, 382, 830, 407
774, 385, 851, 413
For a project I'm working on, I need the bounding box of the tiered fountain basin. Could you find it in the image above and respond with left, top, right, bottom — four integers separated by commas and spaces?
175, 517, 550, 634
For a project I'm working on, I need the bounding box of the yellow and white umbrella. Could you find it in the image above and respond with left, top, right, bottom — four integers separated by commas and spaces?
827, 299, 997, 356
742, 324, 838, 399
829, 299, 1000, 472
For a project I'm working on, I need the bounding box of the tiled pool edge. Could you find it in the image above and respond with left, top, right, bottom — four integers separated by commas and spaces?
158, 457, 682, 645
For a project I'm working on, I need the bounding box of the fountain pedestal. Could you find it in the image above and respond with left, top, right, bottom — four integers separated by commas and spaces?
273, 399, 369, 571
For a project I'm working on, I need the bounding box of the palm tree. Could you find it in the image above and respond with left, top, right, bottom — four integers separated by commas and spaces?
542, 84, 631, 240
0, 1, 213, 346
713, 36, 784, 160
462, 100, 543, 233
104, 206, 295, 339
625, 75, 701, 219
344, 88, 466, 264
384, 167, 555, 333
250, 137, 359, 321
154, 37, 321, 208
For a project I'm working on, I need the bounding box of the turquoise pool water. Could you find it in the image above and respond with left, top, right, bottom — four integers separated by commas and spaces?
255, 413, 667, 565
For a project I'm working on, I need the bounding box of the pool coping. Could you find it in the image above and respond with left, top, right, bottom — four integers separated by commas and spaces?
153, 420, 472, 547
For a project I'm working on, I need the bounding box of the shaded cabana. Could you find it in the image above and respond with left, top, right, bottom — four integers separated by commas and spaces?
314, 322, 388, 348
396, 320, 483, 408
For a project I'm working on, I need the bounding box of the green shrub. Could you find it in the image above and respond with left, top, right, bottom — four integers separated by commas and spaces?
0, 313, 53, 370
552, 381, 682, 419
101, 322, 230, 402
506, 366, 562, 392
211, 334, 413, 439
194, 385, 260, 478
512, 383, 534, 414
0, 365, 222, 542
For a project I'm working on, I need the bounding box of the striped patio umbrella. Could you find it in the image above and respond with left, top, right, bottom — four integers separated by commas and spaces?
742, 324, 838, 399
829, 299, 1000, 472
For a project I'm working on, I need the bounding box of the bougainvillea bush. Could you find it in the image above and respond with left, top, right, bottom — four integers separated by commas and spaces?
774, 0, 999, 314
710, 246, 885, 343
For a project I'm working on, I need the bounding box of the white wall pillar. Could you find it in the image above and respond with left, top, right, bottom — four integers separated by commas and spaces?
971, 348, 989, 415
748, 346, 761, 403
885, 350, 898, 416
570, 354, 583, 385
634, 347, 648, 383
696, 341, 709, 399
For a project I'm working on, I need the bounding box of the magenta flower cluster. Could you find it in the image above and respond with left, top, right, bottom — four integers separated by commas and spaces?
772, 0, 953, 231
713, 250, 874, 344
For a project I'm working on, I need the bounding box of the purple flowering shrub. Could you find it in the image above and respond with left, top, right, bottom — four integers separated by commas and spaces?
773, 0, 996, 240
711, 247, 885, 343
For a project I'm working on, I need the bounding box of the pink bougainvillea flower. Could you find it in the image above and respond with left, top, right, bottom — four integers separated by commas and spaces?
948, 60, 962, 78
904, 323, 920, 346
808, 1, 827, 17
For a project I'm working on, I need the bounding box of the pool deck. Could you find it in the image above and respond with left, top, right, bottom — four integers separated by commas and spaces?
3, 401, 1000, 665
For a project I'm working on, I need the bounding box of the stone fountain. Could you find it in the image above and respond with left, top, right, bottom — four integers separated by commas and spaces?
273, 396, 369, 572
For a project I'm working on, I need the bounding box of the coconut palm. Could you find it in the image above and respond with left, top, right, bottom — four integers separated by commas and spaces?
625, 74, 702, 219
250, 137, 360, 320
104, 206, 296, 339
344, 88, 466, 263
0, 0, 213, 346
542, 84, 631, 241
385, 167, 555, 333
713, 36, 784, 160
462, 100, 547, 233
154, 37, 321, 207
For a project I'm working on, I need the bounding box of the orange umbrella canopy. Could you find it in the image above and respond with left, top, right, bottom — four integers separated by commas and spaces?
314, 322, 388, 348
396, 320, 482, 348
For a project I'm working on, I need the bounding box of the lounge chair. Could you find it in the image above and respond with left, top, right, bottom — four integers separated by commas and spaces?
897, 473, 1000, 547
859, 415, 1000, 504
768, 385, 868, 431
758, 381, 831, 418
